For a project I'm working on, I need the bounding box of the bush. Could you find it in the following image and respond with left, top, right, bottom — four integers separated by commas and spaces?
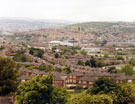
121, 64, 134, 75
75, 86, 83, 92
79, 94, 113, 104
91, 77, 118, 94
0, 57, 19, 96
116, 83, 135, 104
15, 75, 69, 104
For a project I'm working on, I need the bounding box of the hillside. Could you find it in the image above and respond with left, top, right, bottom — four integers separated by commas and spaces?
66, 22, 135, 33
0, 18, 74, 32
8, 22, 135, 44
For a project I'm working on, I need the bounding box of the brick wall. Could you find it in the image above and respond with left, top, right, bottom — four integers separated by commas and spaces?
0, 97, 13, 104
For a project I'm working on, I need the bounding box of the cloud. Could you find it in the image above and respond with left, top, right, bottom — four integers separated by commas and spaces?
0, 0, 135, 21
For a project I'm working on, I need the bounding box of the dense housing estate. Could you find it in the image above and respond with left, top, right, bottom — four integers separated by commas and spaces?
19, 67, 135, 88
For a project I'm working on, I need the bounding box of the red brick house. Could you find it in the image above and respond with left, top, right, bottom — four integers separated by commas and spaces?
78, 75, 97, 88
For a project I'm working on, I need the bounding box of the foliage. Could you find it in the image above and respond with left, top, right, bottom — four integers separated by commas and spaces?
116, 56, 124, 60
52, 86, 69, 104
85, 58, 104, 67
69, 91, 113, 104
107, 67, 117, 73
0, 57, 19, 96
36, 65, 46, 71
69, 82, 135, 104
37, 49, 44, 58
71, 50, 78, 55
80, 50, 87, 55
75, 86, 84, 92
55, 53, 59, 59
104, 54, 109, 58
91, 77, 118, 94
115, 83, 135, 104
55, 67, 62, 72
63, 67, 71, 74
85, 60, 90, 66
121, 64, 134, 75
0, 46, 4, 51
36, 64, 54, 72
77, 60, 84, 66
79, 94, 113, 104
69, 91, 86, 104
15, 75, 68, 104
96, 61, 104, 67
29, 48, 44, 58
90, 57, 97, 67
13, 51, 30, 62
129, 58, 135, 66
29, 49, 34, 55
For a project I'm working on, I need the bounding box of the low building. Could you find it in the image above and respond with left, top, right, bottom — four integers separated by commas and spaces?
81, 47, 101, 55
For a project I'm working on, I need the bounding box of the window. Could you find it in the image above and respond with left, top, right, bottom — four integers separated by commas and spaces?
83, 86, 87, 88
116, 80, 119, 83
73, 76, 76, 78
89, 82, 93, 84
73, 80, 76, 83
128, 80, 132, 82
83, 81, 86, 84
22, 80, 25, 82
79, 81, 81, 83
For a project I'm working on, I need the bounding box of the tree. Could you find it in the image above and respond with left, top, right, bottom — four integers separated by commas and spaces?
104, 54, 109, 58
91, 77, 118, 94
80, 50, 87, 55
121, 64, 134, 75
90, 57, 97, 67
75, 86, 83, 92
55, 53, 59, 59
29, 49, 34, 55
107, 67, 117, 73
55, 67, 62, 72
0, 57, 19, 96
63, 67, 71, 74
37, 50, 44, 58
117, 56, 124, 60
116, 83, 135, 104
52, 87, 69, 104
37, 64, 46, 71
21, 56, 27, 62
101, 40, 107, 46
71, 50, 77, 55
129, 58, 135, 66
85, 60, 90, 66
96, 61, 104, 67
70, 92, 113, 104
77, 60, 84, 66
69, 92, 85, 104
79, 94, 113, 104
15, 75, 68, 104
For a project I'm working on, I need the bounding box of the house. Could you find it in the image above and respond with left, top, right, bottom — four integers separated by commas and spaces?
44, 72, 67, 87
78, 75, 97, 88
66, 72, 83, 88
18, 75, 30, 82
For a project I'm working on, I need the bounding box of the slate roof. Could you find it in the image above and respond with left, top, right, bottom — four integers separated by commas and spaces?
18, 75, 30, 80
68, 72, 83, 76
78, 76, 97, 82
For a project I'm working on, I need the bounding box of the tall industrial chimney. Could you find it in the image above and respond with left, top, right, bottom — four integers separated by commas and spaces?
78, 26, 81, 46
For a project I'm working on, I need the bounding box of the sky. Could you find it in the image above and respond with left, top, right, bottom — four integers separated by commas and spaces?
1, 0, 135, 22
